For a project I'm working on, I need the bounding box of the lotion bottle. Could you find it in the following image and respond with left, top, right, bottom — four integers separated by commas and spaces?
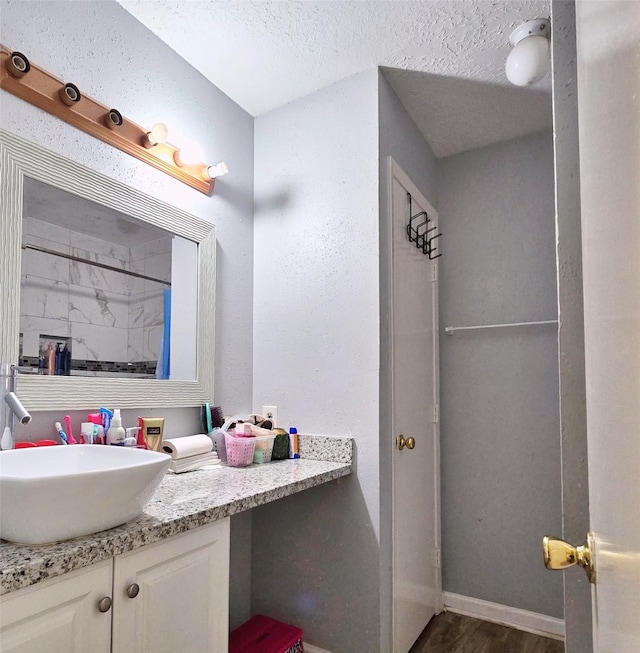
46, 343, 55, 375
106, 408, 126, 445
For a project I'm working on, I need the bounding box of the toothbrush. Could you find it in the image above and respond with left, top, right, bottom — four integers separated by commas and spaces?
64, 415, 77, 444
55, 421, 69, 444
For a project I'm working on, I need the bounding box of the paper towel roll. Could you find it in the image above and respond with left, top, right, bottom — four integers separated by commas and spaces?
162, 434, 213, 459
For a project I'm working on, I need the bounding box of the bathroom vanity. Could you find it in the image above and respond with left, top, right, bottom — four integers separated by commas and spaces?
0, 442, 352, 653
1, 521, 229, 653
0, 132, 353, 652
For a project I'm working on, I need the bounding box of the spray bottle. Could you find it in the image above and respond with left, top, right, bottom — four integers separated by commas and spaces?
106, 408, 126, 445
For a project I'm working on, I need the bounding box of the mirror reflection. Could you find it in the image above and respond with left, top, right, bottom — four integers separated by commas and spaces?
19, 178, 197, 380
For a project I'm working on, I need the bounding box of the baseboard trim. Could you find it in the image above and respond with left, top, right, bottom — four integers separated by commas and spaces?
443, 592, 565, 641
303, 644, 334, 653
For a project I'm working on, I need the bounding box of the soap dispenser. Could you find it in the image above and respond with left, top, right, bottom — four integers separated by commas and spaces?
106, 409, 126, 445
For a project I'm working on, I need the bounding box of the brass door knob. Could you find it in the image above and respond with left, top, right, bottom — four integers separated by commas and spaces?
543, 533, 595, 583
97, 596, 112, 612
396, 435, 416, 450
126, 583, 140, 599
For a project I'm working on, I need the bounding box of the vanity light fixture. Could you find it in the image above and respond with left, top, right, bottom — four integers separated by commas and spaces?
103, 109, 123, 130
142, 122, 168, 148
203, 161, 229, 181
59, 82, 82, 107
5, 51, 30, 78
0, 44, 219, 194
173, 139, 205, 167
505, 18, 551, 87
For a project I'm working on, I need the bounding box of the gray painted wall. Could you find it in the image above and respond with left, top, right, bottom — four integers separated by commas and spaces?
1, 0, 254, 627
551, 0, 593, 649
438, 132, 564, 618
252, 71, 381, 653
378, 70, 439, 651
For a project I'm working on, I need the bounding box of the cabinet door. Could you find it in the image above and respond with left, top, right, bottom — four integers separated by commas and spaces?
112, 518, 230, 653
0, 559, 112, 653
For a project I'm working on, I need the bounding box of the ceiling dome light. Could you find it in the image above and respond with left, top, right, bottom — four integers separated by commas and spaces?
505, 18, 550, 87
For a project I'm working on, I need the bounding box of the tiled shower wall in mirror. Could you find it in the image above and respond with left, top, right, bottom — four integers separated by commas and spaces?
20, 216, 171, 376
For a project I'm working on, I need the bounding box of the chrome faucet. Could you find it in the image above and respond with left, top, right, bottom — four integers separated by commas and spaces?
0, 363, 32, 448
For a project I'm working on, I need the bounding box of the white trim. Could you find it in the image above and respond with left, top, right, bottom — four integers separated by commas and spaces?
443, 592, 565, 641
303, 643, 335, 653
389, 158, 438, 218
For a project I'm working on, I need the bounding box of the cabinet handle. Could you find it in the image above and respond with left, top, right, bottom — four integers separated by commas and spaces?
97, 596, 112, 613
126, 583, 140, 599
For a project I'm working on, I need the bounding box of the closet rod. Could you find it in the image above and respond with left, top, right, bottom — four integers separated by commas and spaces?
22, 243, 171, 286
444, 319, 558, 335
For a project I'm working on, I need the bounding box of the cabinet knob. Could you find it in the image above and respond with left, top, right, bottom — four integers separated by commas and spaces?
97, 596, 112, 613
126, 583, 140, 599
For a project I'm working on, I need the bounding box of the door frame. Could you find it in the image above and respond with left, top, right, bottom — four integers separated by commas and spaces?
549, 1, 593, 650
388, 156, 443, 648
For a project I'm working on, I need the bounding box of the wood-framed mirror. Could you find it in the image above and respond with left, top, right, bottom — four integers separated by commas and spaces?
0, 130, 215, 410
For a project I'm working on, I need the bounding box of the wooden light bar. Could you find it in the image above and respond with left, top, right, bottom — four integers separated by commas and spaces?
0, 46, 214, 194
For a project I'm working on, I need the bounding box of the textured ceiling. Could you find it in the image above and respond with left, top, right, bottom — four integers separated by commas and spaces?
119, 0, 552, 157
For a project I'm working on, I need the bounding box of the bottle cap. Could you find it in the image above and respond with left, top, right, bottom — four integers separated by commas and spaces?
289, 427, 297, 434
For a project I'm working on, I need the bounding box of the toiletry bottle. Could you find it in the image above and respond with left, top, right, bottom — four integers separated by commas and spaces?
289, 427, 299, 459
106, 408, 126, 445
62, 343, 71, 375
124, 427, 140, 447
54, 343, 62, 375
38, 346, 45, 374
139, 416, 165, 451
136, 416, 147, 448
46, 343, 55, 375
1, 426, 14, 450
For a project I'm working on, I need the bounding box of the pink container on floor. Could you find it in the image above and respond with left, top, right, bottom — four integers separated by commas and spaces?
229, 614, 304, 653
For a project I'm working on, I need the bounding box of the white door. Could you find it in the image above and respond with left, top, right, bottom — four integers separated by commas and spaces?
389, 159, 441, 652
576, 1, 640, 650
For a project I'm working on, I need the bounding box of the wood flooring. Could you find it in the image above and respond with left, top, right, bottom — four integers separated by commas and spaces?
409, 612, 564, 653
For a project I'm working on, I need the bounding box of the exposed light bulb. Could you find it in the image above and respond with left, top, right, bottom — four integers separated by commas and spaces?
203, 161, 229, 181
143, 122, 168, 148
174, 140, 205, 167
505, 35, 550, 86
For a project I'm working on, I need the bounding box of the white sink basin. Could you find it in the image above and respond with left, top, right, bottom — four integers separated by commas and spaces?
0, 445, 170, 545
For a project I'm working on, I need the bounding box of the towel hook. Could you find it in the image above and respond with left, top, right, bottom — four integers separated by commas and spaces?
406, 192, 442, 259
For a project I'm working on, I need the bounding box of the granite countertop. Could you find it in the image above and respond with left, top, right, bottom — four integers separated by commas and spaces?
0, 435, 352, 596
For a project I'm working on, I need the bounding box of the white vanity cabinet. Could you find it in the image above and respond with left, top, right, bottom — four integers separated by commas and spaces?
0, 519, 230, 653
0, 559, 112, 653
112, 518, 230, 653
